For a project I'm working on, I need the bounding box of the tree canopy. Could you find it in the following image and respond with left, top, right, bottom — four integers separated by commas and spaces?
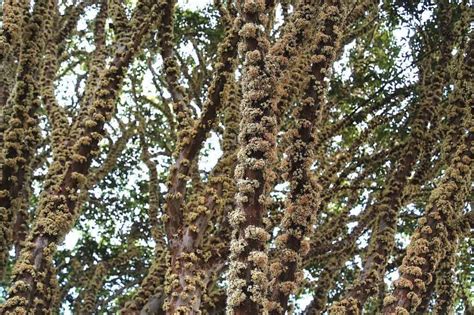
0, 0, 472, 314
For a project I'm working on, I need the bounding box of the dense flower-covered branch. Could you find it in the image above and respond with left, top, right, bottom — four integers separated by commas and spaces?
1, 1, 162, 312
382, 33, 473, 315
0, 0, 54, 280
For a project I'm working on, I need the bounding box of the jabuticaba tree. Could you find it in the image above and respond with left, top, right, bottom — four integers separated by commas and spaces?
329, 2, 467, 313
1, 0, 163, 312
0, 0, 54, 281
0, 0, 473, 314
382, 29, 474, 315
226, 0, 277, 313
